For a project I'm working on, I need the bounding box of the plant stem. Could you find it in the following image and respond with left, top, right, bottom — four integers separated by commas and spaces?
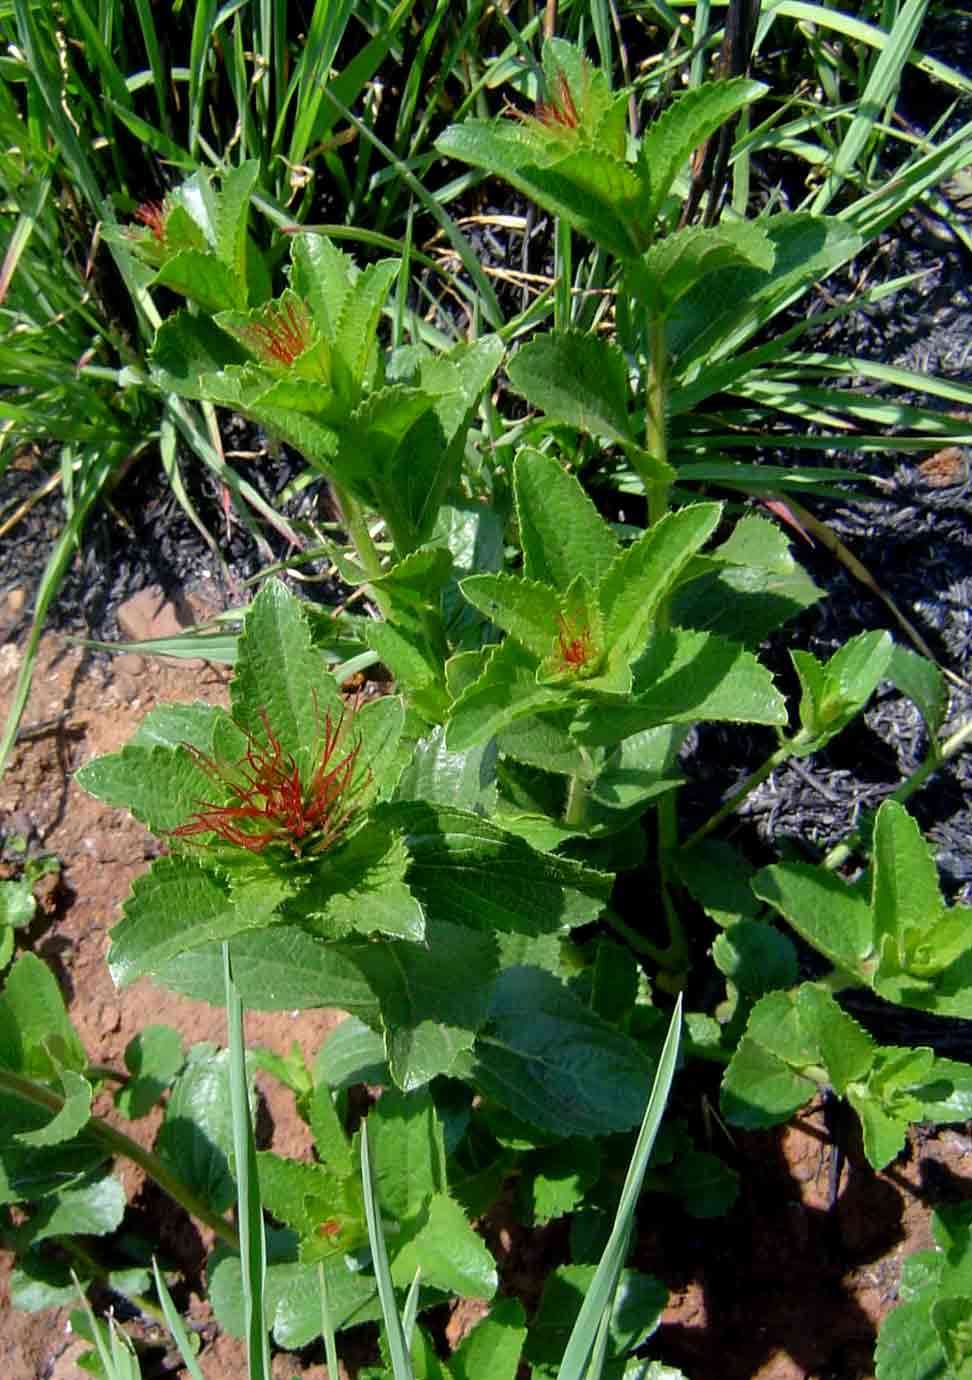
0, 1067, 239, 1251
643, 313, 670, 525
331, 482, 392, 620
564, 772, 589, 829
681, 741, 794, 854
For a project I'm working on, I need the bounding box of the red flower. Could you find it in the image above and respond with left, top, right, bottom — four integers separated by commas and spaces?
556, 613, 594, 670
173, 705, 365, 856
134, 200, 168, 242
240, 298, 313, 367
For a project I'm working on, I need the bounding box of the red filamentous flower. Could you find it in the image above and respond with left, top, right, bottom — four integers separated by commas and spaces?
134, 200, 168, 241
240, 299, 313, 367
556, 614, 594, 670
172, 707, 365, 856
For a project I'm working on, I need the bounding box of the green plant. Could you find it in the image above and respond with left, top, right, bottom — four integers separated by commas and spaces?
875, 1201, 972, 1380
5, 16, 972, 1377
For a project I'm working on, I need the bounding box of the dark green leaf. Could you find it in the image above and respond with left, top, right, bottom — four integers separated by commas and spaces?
508, 335, 633, 445
472, 966, 655, 1136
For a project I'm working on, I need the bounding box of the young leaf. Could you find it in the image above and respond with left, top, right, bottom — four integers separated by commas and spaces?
636, 78, 766, 226
445, 639, 565, 753
626, 223, 775, 318
507, 334, 634, 446
871, 801, 944, 956
460, 572, 562, 660
753, 862, 873, 976
232, 578, 344, 766
515, 448, 622, 593
599, 503, 723, 658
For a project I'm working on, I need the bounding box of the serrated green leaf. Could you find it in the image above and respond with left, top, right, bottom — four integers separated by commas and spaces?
461, 573, 562, 660
514, 447, 621, 593
26, 1173, 125, 1245
213, 159, 259, 283
0, 952, 86, 1079
525, 1138, 602, 1225
573, 628, 786, 743
872, 801, 944, 956
150, 309, 251, 398
232, 578, 343, 767
721, 1036, 817, 1129
153, 250, 244, 311
16, 1069, 91, 1148
131, 701, 227, 751
794, 984, 876, 1094
107, 857, 290, 987
753, 862, 873, 975
472, 966, 655, 1136
290, 234, 354, 340
590, 725, 684, 813
446, 638, 565, 752
636, 78, 766, 225
599, 504, 723, 658
391, 1192, 497, 1298
343, 919, 498, 1089
75, 741, 216, 833
386, 800, 610, 937
508, 335, 633, 445
333, 258, 399, 395
282, 819, 424, 943
436, 121, 644, 258
153, 928, 381, 1017
156, 1046, 236, 1213
396, 726, 498, 815
209, 1249, 380, 1347
627, 222, 775, 318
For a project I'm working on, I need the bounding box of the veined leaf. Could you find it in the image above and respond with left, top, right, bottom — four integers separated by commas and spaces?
515, 447, 621, 592
507, 333, 634, 445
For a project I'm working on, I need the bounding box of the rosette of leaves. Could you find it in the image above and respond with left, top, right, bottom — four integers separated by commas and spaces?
106, 161, 272, 312
78, 581, 664, 1135
753, 799, 972, 1020
720, 977, 972, 1171
145, 200, 502, 559
445, 449, 788, 839
436, 37, 766, 262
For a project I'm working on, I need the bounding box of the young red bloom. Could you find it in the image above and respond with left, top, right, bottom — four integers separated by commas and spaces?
134, 200, 168, 241
173, 706, 365, 856
240, 299, 313, 367
556, 614, 594, 670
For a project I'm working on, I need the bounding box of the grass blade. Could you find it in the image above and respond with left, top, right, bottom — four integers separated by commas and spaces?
556, 996, 683, 1380
152, 1260, 206, 1380
223, 942, 271, 1380
361, 1120, 415, 1380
